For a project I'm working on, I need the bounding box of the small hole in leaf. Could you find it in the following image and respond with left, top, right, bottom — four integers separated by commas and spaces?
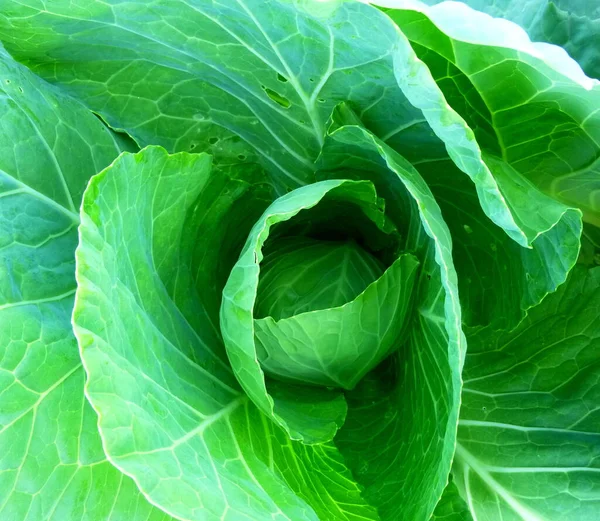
237, 154, 246, 161
277, 73, 288, 83
208, 137, 219, 145
262, 86, 291, 108
190, 143, 196, 150
309, 77, 315, 83
18, 87, 23, 93
5, 79, 10, 84
317, 98, 325, 103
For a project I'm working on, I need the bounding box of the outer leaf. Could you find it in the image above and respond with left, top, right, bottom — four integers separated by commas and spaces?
3, 0, 579, 236
74, 146, 379, 521
378, 1, 584, 324
0, 0, 418, 191
0, 47, 171, 521
455, 266, 600, 520
318, 108, 464, 521
421, 0, 600, 80
0, 0, 582, 327
380, 0, 596, 227
418, 157, 581, 326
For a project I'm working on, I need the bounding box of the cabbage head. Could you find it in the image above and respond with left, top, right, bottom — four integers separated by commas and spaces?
0, 1, 598, 520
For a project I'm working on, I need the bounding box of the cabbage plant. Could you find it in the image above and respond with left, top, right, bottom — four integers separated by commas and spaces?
0, 1, 598, 520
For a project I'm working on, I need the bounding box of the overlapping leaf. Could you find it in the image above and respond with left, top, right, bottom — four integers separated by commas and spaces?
432, 480, 472, 521
0, 0, 584, 328
455, 266, 600, 520
74, 146, 380, 521
421, 0, 600, 80
381, 0, 597, 225
0, 46, 172, 521
0, 2, 597, 521
318, 107, 464, 521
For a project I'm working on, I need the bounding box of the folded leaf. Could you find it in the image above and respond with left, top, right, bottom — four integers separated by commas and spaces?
254, 252, 418, 390
318, 108, 464, 521
381, 1, 596, 229
420, 0, 600, 80
0, 0, 585, 329
223, 178, 419, 440
0, 46, 171, 521
74, 146, 380, 521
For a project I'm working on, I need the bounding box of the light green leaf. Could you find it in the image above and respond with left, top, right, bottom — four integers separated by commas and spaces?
318, 107, 464, 521
377, 2, 584, 324
74, 145, 379, 521
380, 0, 597, 228
255, 237, 388, 319
254, 251, 419, 390
420, 0, 600, 80
0, 47, 171, 521
222, 178, 417, 440
0, 0, 418, 191
455, 266, 600, 520
221, 179, 386, 442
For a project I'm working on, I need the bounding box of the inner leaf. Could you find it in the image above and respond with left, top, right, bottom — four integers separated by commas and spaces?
255, 237, 386, 320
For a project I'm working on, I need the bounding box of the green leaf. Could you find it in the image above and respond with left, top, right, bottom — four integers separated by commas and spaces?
255, 237, 388, 319
378, 2, 584, 325
0, 47, 171, 521
0, 0, 418, 191
420, 0, 600, 80
381, 1, 596, 228
455, 266, 600, 520
318, 108, 465, 521
223, 178, 396, 442
0, 0, 583, 326
74, 146, 379, 521
254, 252, 419, 390
418, 157, 581, 327
432, 479, 473, 521
2, 2, 595, 520
580, 223, 600, 267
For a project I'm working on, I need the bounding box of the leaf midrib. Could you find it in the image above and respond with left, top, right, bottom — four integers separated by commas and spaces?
1, 170, 79, 222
